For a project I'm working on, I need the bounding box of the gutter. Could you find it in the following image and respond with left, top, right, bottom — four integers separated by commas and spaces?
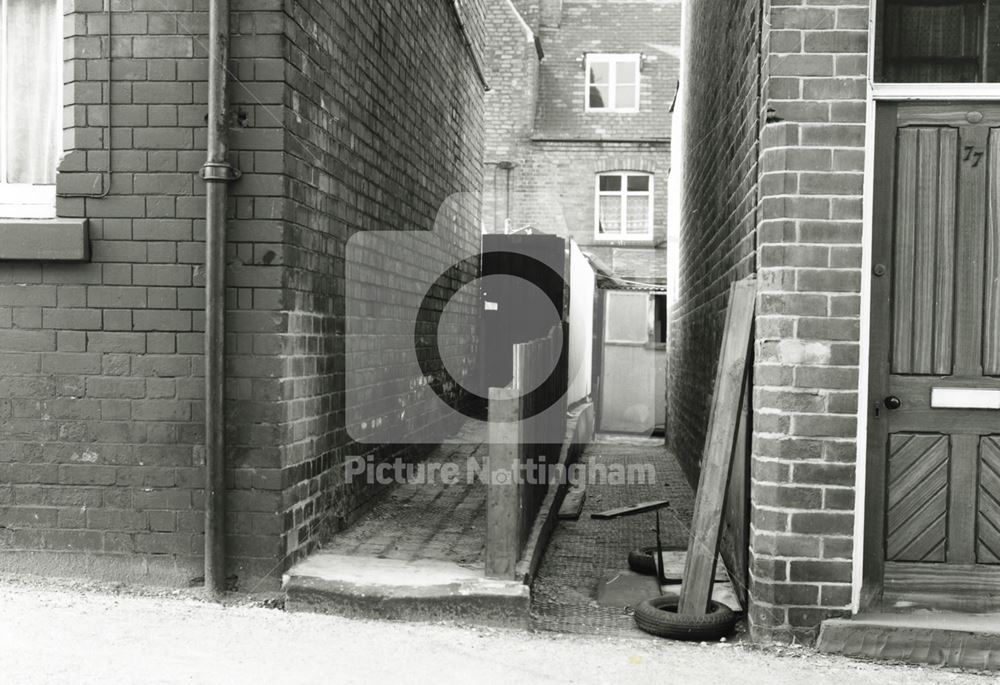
451, 0, 491, 91
201, 0, 241, 598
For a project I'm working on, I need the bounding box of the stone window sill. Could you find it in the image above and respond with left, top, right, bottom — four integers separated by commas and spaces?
591, 237, 657, 247
0, 219, 89, 261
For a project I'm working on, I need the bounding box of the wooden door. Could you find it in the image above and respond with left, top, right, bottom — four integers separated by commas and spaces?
868, 103, 1000, 611
599, 290, 664, 433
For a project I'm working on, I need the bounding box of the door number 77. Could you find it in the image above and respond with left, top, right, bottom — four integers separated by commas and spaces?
964, 145, 984, 167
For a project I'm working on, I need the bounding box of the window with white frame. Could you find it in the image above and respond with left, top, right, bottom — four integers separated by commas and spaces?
595, 172, 653, 239
585, 53, 640, 112
875, 0, 1000, 83
0, 0, 62, 219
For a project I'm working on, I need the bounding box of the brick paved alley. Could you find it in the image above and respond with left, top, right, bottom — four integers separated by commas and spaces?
318, 421, 487, 570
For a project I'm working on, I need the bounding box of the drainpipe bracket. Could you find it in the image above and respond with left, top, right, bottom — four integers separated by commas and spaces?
200, 162, 242, 182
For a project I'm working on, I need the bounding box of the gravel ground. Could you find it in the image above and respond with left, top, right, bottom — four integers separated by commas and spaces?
531, 437, 697, 634
0, 577, 991, 684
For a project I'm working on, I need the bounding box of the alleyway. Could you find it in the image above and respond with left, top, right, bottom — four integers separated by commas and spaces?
530, 435, 698, 635
318, 421, 487, 570
0, 579, 984, 684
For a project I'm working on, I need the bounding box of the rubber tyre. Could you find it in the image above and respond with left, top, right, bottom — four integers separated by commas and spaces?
627, 545, 683, 579
632, 595, 738, 641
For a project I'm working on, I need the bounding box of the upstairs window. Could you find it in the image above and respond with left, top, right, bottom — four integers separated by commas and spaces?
875, 0, 1000, 82
585, 53, 640, 112
595, 172, 653, 240
0, 0, 62, 218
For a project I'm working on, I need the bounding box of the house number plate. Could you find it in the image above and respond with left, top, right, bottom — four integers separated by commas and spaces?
930, 387, 1000, 410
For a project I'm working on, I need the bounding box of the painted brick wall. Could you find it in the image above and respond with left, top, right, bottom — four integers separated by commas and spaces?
0, 0, 486, 588
750, 0, 868, 642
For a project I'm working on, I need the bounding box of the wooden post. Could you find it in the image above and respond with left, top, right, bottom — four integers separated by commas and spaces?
486, 384, 521, 579
678, 278, 756, 615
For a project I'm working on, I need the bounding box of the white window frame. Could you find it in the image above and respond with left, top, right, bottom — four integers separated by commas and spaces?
594, 172, 653, 241
0, 0, 61, 219
584, 53, 640, 113
871, 0, 1000, 93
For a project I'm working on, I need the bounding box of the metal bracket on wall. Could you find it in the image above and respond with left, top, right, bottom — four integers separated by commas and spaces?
199, 162, 242, 182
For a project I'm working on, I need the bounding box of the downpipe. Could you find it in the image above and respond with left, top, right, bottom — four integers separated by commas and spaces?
201, 0, 240, 598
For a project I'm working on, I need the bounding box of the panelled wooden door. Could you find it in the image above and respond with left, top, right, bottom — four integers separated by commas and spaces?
869, 103, 1000, 611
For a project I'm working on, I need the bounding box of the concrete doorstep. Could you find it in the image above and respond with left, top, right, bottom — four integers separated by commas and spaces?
283, 555, 530, 627
817, 612, 1000, 670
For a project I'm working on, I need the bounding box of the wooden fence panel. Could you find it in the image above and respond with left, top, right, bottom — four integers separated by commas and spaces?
486, 324, 568, 579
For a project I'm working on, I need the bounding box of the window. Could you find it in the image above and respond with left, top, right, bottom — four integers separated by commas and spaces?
0, 0, 62, 218
875, 0, 1000, 82
595, 172, 653, 239
585, 53, 640, 112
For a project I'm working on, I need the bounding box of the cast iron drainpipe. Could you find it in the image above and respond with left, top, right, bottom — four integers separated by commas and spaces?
201, 0, 240, 598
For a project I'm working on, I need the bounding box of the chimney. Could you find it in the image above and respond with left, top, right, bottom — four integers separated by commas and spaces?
540, 0, 562, 27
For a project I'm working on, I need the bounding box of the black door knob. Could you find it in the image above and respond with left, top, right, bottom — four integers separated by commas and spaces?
884, 395, 902, 410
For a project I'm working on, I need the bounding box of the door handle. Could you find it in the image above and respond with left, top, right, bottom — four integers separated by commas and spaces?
883, 395, 902, 410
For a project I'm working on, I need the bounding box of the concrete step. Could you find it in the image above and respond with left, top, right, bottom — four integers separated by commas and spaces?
283, 553, 530, 627
817, 611, 1000, 670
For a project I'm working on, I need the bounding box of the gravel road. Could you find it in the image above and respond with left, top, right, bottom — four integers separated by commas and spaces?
0, 579, 990, 684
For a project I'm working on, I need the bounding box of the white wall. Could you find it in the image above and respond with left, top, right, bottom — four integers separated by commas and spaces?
567, 240, 595, 405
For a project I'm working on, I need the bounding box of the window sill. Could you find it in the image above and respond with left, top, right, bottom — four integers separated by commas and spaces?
592, 235, 655, 246
0, 218, 89, 261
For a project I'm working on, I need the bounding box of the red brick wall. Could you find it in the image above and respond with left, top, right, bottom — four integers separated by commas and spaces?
0, 0, 486, 588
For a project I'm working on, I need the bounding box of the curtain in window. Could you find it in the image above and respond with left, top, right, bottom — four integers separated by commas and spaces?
625, 196, 649, 234
599, 196, 621, 234
5, 0, 61, 184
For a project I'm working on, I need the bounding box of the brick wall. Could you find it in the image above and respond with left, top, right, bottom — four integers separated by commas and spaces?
510, 0, 541, 31
533, 0, 678, 141
278, 0, 487, 568
0, 0, 266, 585
750, 0, 868, 642
483, 0, 674, 282
668, 0, 762, 480
509, 144, 667, 279
673, 0, 869, 642
0, 0, 486, 588
483, 0, 541, 235
484, 0, 540, 164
